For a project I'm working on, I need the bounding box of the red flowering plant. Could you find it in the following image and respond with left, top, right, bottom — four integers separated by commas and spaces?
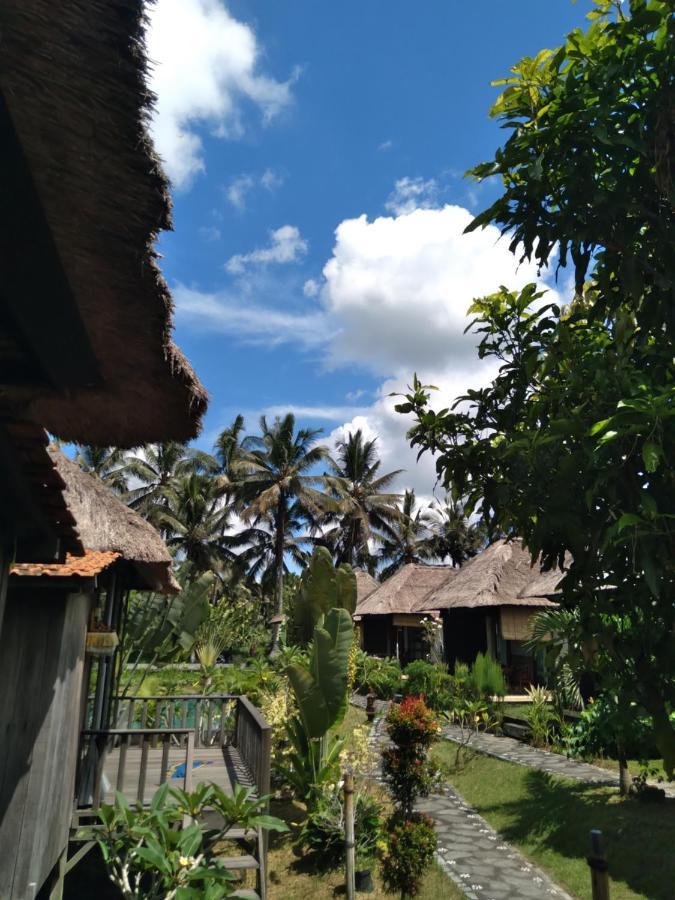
380, 696, 439, 896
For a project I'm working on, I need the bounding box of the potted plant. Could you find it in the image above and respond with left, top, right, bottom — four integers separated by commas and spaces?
85, 619, 119, 656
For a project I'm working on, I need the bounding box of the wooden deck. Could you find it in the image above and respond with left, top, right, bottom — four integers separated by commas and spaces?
100, 742, 252, 806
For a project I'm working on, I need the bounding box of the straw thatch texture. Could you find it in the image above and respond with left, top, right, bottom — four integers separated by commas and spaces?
355, 569, 379, 607
416, 539, 559, 611
356, 563, 455, 616
0, 0, 207, 446
48, 447, 178, 593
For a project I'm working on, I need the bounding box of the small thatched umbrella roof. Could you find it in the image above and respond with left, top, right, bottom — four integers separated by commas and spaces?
16, 447, 179, 593
354, 569, 379, 610
417, 539, 559, 611
0, 0, 207, 446
356, 563, 455, 617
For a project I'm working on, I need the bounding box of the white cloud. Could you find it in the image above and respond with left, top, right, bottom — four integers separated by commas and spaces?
385, 176, 438, 215
175, 283, 326, 347
321, 204, 553, 376
378, 139, 394, 152
225, 225, 308, 274
226, 169, 285, 210
199, 225, 222, 242
303, 278, 320, 297
147, 0, 294, 188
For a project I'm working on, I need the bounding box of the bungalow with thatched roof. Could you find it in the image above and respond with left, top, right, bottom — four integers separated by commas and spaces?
355, 541, 561, 677
355, 563, 455, 664
0, 1, 209, 895
417, 539, 560, 682
0, 449, 179, 897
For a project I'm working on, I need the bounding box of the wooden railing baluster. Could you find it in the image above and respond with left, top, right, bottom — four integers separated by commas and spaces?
160, 734, 170, 785
116, 732, 129, 793
195, 699, 203, 748
206, 699, 214, 746
137, 734, 149, 805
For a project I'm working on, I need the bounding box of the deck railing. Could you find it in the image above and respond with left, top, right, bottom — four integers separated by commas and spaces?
78, 728, 195, 809
81, 694, 272, 804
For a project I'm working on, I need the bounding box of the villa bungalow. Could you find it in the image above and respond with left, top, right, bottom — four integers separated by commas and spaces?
355, 563, 455, 665
356, 541, 561, 681
417, 539, 559, 685
0, 1, 208, 896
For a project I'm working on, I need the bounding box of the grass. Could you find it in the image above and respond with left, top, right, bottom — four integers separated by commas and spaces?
431, 743, 675, 900
591, 756, 670, 782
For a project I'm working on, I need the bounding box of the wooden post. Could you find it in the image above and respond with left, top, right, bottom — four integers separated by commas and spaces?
587, 829, 610, 900
344, 772, 356, 900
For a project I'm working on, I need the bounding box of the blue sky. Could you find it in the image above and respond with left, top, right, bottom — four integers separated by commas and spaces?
148, 0, 587, 497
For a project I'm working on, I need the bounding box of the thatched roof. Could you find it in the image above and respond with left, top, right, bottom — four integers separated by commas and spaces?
417, 539, 559, 611
355, 569, 379, 607
356, 564, 455, 617
44, 447, 178, 593
0, 0, 207, 446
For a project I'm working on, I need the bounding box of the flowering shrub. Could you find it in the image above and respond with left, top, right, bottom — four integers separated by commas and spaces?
259, 684, 297, 775
380, 813, 437, 899
381, 697, 438, 896
386, 696, 439, 749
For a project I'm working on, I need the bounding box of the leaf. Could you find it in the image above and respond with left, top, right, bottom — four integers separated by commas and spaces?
642, 441, 661, 473
617, 513, 642, 532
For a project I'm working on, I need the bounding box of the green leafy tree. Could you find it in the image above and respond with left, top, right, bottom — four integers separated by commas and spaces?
324, 429, 402, 571
75, 445, 129, 493
397, 0, 675, 781
236, 414, 334, 655
214, 414, 247, 503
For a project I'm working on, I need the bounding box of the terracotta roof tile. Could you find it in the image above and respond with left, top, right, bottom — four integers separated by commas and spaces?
11, 549, 120, 579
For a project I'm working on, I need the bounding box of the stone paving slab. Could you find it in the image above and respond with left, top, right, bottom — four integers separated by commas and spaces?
440, 724, 675, 797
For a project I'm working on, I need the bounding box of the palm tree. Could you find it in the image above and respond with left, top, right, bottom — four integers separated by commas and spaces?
323, 429, 402, 572
214, 415, 246, 480
425, 496, 485, 566
156, 472, 236, 577
75, 445, 129, 494
238, 501, 309, 592
377, 489, 434, 579
235, 414, 333, 655
123, 442, 219, 526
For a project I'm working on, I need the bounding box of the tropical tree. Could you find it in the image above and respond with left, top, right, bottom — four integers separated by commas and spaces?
425, 496, 485, 567
397, 0, 675, 780
377, 490, 434, 580
214, 414, 247, 501
235, 414, 334, 655
237, 501, 310, 592
75, 445, 129, 494
123, 442, 218, 526
155, 472, 235, 577
324, 430, 402, 571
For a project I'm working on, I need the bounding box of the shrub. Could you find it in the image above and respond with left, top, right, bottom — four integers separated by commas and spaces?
524, 684, 561, 748
403, 660, 458, 711
298, 788, 382, 871
566, 694, 667, 761
354, 652, 402, 699
470, 652, 507, 698
385, 696, 438, 750
380, 813, 437, 899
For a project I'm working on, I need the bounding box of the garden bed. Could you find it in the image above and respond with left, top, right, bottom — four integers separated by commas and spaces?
432, 744, 675, 900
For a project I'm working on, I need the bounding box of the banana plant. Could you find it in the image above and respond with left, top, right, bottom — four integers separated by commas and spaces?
288, 607, 354, 738
291, 546, 356, 645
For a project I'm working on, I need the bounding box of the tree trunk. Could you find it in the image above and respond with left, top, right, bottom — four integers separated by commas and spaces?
269, 497, 285, 657
617, 741, 633, 796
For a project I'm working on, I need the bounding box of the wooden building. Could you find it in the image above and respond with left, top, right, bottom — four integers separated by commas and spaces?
1, 448, 178, 898
356, 541, 560, 680
0, 1, 208, 896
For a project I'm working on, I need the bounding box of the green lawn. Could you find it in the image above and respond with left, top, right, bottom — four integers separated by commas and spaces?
432, 743, 675, 900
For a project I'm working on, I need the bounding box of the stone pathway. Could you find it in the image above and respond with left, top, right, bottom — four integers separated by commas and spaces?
441, 724, 675, 797
362, 708, 573, 899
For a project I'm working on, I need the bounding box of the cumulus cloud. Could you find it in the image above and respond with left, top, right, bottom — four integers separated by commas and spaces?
321, 204, 551, 375
303, 278, 320, 297
225, 225, 308, 274
385, 176, 439, 215
147, 0, 294, 188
